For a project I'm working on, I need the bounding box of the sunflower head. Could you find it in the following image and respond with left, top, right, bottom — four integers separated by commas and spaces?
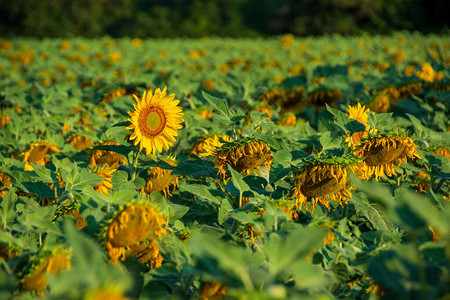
101, 87, 127, 104
214, 138, 273, 180
90, 141, 127, 168
127, 87, 184, 156
0, 172, 11, 198
345, 103, 372, 147
192, 134, 233, 157
200, 281, 227, 300
93, 165, 116, 195
290, 156, 360, 211
20, 248, 71, 294
140, 156, 179, 197
84, 286, 130, 300
69, 134, 94, 150
369, 94, 390, 113
306, 89, 343, 111
431, 147, 450, 159
354, 133, 421, 180
102, 203, 167, 265
22, 142, 61, 171
0, 113, 10, 128
278, 113, 297, 127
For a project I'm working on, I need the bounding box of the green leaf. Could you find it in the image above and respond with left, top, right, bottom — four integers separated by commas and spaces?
180, 184, 221, 205
0, 188, 17, 229
218, 198, 233, 225
228, 165, 250, 195
202, 91, 233, 123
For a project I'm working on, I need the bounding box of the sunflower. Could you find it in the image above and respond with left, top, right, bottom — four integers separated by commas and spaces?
140, 156, 179, 197
90, 141, 127, 168
94, 166, 116, 195
127, 87, 184, 156
432, 147, 450, 159
101, 88, 127, 104
397, 82, 423, 100
69, 134, 94, 150
102, 203, 167, 266
84, 286, 130, 300
411, 172, 430, 193
369, 94, 390, 113
214, 138, 273, 179
20, 249, 71, 295
192, 134, 233, 157
0, 172, 11, 198
306, 89, 343, 111
198, 108, 212, 120
0, 113, 10, 128
290, 157, 358, 212
200, 282, 227, 300
278, 114, 297, 127
415, 63, 443, 83
354, 133, 421, 180
22, 142, 61, 171
345, 103, 371, 147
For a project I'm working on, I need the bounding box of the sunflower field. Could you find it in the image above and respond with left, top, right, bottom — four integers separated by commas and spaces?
0, 33, 449, 299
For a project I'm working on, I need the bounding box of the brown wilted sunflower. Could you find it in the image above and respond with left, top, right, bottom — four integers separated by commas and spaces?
214, 138, 273, 180
90, 141, 127, 168
20, 249, 71, 295
140, 156, 179, 197
102, 203, 167, 266
354, 133, 421, 181
22, 142, 61, 171
290, 157, 358, 212
93, 165, 116, 195
191, 134, 233, 157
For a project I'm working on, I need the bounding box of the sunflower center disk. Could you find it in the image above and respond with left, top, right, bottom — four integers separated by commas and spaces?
139, 106, 167, 137
364, 144, 406, 166
301, 175, 344, 198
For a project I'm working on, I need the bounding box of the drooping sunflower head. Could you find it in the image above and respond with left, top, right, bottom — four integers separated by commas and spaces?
102, 203, 167, 266
354, 133, 421, 180
127, 87, 184, 156
306, 89, 343, 111
278, 113, 297, 127
22, 142, 61, 171
191, 134, 233, 157
397, 82, 423, 100
290, 156, 359, 212
411, 172, 430, 193
0, 172, 11, 198
20, 248, 71, 294
90, 141, 127, 168
214, 138, 273, 179
140, 155, 179, 197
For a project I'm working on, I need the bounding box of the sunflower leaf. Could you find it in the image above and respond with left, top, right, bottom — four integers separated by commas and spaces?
202, 91, 233, 123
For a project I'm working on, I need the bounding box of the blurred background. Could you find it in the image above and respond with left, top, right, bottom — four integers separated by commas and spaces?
0, 0, 448, 38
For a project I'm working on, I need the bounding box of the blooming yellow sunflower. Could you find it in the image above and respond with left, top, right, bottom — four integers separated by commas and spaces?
345, 103, 375, 147
191, 134, 233, 157
415, 63, 443, 83
0, 114, 10, 128
140, 156, 179, 197
432, 147, 450, 159
354, 133, 421, 181
22, 142, 61, 171
214, 138, 273, 180
102, 203, 167, 266
278, 113, 297, 127
84, 286, 130, 300
290, 157, 358, 212
0, 172, 11, 198
20, 249, 71, 295
127, 87, 184, 155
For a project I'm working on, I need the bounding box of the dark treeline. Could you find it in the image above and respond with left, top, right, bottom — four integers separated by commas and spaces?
0, 0, 448, 38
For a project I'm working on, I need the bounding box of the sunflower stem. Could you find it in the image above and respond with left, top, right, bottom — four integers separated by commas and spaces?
130, 150, 139, 181
342, 202, 348, 219
433, 178, 445, 193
